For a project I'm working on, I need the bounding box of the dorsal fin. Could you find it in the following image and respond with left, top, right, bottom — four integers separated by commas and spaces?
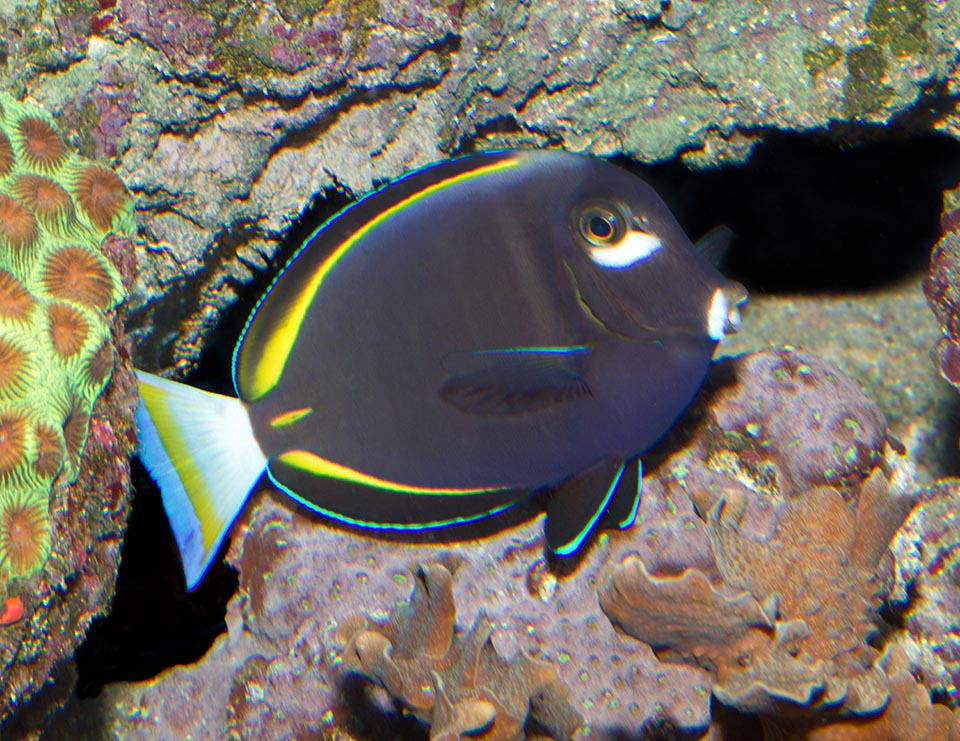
232, 151, 523, 403
695, 225, 735, 266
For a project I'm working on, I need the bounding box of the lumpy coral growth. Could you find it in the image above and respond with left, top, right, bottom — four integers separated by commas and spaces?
0, 93, 133, 590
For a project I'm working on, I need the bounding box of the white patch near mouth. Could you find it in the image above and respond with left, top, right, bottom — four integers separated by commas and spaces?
708, 287, 731, 341
588, 231, 663, 268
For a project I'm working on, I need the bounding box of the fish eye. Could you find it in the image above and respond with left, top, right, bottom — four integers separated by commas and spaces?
578, 205, 628, 248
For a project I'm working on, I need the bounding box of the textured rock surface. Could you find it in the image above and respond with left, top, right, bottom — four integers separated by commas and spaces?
0, 0, 955, 373
890, 480, 960, 706
926, 183, 960, 401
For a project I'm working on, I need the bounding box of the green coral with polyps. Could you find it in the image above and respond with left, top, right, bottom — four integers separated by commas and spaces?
0, 93, 132, 587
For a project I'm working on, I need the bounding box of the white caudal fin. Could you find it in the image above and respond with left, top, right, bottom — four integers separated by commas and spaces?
135, 371, 267, 590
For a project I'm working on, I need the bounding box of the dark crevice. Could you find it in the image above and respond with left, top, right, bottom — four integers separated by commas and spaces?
630, 128, 960, 292
74, 460, 238, 699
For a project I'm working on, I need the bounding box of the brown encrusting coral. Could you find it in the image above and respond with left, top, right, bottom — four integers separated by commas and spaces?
601, 468, 913, 720
596, 344, 960, 737
338, 561, 584, 741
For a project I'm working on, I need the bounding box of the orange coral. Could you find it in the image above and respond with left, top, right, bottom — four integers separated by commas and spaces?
0, 414, 26, 476
339, 562, 584, 741
32, 422, 64, 480
74, 166, 128, 231
48, 302, 89, 358
14, 116, 67, 172
0, 194, 39, 251
0, 131, 13, 178
62, 402, 90, 469
0, 492, 50, 576
0, 596, 24, 626
0, 337, 28, 397
600, 468, 917, 728
0, 270, 35, 322
13, 174, 74, 227
41, 245, 116, 310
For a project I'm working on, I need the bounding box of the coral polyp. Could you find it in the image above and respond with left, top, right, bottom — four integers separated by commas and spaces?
0, 133, 13, 179
14, 175, 73, 229
32, 422, 64, 480
0, 492, 50, 577
48, 302, 89, 359
41, 246, 116, 310
0, 194, 38, 252
73, 166, 129, 231
0, 271, 34, 322
0, 415, 26, 477
13, 116, 67, 173
0, 338, 28, 398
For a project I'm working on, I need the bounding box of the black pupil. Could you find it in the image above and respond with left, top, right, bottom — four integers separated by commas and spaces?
589, 214, 613, 240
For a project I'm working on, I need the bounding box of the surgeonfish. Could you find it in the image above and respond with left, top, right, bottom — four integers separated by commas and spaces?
136, 150, 747, 590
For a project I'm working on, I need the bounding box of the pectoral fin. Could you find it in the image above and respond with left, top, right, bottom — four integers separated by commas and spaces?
545, 458, 626, 556
440, 347, 591, 416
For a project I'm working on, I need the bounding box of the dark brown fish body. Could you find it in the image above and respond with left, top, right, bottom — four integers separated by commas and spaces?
136, 149, 747, 589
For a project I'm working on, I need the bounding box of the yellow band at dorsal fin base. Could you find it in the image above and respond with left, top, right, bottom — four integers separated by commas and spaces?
269, 407, 314, 429
241, 156, 521, 402
276, 449, 507, 497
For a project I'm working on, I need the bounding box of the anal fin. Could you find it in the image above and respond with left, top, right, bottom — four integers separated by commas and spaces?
601, 458, 642, 530
545, 459, 625, 556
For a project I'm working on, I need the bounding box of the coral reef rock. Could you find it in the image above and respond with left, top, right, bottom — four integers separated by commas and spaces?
338, 561, 583, 741
890, 479, 960, 707
597, 346, 960, 736
926, 182, 960, 400
0, 93, 137, 721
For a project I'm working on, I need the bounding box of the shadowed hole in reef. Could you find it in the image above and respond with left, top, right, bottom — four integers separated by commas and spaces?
633, 130, 960, 292
76, 130, 960, 704
75, 461, 239, 697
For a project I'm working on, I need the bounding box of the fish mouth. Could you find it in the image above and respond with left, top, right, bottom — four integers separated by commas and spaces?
708, 281, 749, 340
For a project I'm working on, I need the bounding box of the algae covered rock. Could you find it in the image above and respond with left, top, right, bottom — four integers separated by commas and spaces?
0, 92, 131, 586
0, 92, 137, 723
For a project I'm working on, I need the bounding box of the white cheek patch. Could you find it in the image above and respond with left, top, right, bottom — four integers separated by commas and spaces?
587, 231, 663, 268
707, 288, 728, 340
